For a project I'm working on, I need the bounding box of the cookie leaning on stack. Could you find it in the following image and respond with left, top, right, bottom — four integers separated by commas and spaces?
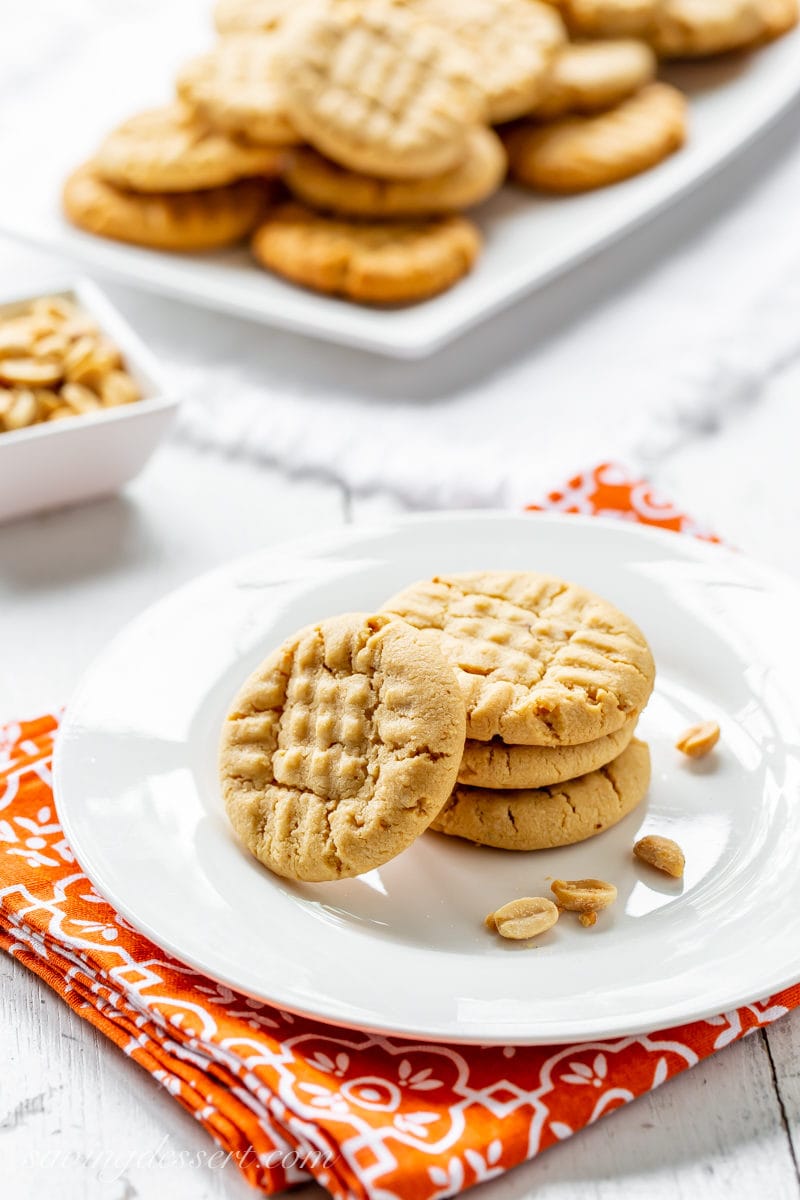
382, 570, 655, 851
220, 612, 467, 881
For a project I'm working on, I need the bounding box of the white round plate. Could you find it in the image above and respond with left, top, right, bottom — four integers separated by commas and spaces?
55, 513, 800, 1044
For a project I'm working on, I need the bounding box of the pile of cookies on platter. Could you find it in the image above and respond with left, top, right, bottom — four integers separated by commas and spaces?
62, 0, 798, 307
218, 571, 658, 913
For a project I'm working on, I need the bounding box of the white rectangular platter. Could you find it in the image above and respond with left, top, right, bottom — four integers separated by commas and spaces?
1, 0, 799, 357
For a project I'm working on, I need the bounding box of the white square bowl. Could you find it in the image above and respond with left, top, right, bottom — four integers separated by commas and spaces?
0, 278, 178, 523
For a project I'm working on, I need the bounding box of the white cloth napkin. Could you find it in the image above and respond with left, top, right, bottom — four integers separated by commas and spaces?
174, 247, 800, 507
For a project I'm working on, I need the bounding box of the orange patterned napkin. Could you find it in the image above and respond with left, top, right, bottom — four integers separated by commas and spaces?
2, 463, 795, 1199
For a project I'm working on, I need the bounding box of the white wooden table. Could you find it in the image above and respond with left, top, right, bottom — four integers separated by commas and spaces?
3, 195, 800, 1197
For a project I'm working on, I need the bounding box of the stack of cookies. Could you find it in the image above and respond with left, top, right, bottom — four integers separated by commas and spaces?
384, 572, 655, 852
219, 570, 655, 882
62, 0, 797, 307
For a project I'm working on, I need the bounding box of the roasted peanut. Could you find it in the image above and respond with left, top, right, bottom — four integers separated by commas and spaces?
0, 295, 141, 435
100, 369, 140, 407
4, 388, 39, 430
550, 878, 617, 912
485, 896, 559, 941
61, 382, 102, 413
634, 835, 685, 878
0, 356, 62, 388
675, 721, 720, 758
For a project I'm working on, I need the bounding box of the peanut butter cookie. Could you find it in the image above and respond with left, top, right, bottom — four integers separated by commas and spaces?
651, 0, 764, 55
252, 203, 481, 303
219, 612, 466, 882
506, 82, 687, 194
382, 571, 655, 745
95, 104, 285, 193
432, 738, 651, 850
563, 0, 656, 36
62, 163, 269, 251
458, 715, 638, 789
214, 0, 301, 34
758, 0, 799, 40
177, 35, 301, 147
282, 128, 506, 218
277, 0, 485, 179
402, 0, 565, 122
535, 39, 656, 118
563, 0, 782, 52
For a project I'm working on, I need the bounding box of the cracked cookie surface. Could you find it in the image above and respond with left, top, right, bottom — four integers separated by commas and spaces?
459, 714, 638, 789
219, 612, 466, 881
383, 571, 655, 745
432, 737, 651, 849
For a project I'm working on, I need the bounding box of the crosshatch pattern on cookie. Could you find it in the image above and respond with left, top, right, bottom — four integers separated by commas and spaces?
383, 572, 655, 745
177, 35, 302, 146
280, 2, 485, 178
220, 612, 465, 881
401, 0, 566, 121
